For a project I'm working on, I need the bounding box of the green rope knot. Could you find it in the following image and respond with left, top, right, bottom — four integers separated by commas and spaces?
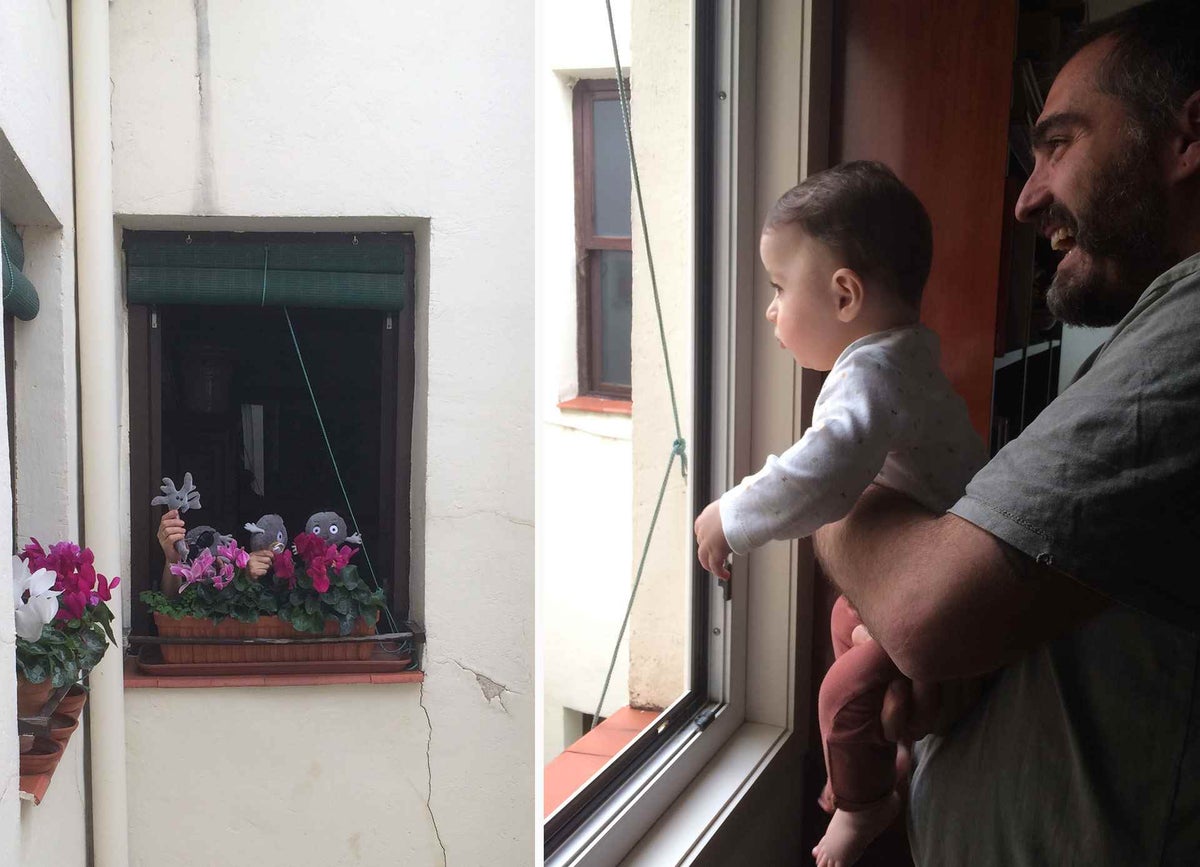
672, 437, 688, 480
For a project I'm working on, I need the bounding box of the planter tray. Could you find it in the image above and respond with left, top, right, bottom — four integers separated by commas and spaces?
135, 644, 413, 676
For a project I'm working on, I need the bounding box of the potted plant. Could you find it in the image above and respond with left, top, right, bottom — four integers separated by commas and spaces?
141, 539, 280, 663
142, 535, 384, 663
13, 542, 120, 716
271, 533, 385, 660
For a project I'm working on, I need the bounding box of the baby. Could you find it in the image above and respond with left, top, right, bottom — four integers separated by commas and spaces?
694, 161, 986, 867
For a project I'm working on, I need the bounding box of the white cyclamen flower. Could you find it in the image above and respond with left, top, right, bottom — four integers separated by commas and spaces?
13, 555, 61, 642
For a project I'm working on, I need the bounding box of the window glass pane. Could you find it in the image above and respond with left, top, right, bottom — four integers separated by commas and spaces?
592, 98, 633, 237
599, 250, 632, 387
543, 5, 698, 830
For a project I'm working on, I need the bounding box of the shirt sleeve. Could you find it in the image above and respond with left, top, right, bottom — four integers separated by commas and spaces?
950, 268, 1200, 630
719, 349, 906, 554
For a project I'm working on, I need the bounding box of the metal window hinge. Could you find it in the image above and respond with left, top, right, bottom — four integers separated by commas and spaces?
694, 707, 719, 731
386, 314, 393, 331
151, 309, 159, 329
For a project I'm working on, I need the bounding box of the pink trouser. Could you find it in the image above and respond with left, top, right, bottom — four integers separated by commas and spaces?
818, 594, 901, 813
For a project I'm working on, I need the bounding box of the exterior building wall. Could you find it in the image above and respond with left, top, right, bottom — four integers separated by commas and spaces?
535, 0, 637, 761
627, 0, 693, 711
110, 2, 534, 864
0, 1, 85, 864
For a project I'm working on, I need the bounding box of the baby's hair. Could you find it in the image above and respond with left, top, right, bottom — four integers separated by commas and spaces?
764, 160, 933, 310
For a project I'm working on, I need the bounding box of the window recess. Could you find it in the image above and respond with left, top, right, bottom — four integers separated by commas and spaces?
124, 231, 416, 637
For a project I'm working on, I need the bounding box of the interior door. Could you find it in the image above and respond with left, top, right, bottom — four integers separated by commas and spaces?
804, 2, 1017, 863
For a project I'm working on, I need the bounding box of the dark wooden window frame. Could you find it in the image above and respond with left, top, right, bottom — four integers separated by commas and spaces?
573, 78, 633, 400
126, 233, 416, 637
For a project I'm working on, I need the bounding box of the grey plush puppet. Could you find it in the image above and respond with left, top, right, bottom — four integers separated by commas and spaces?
151, 473, 202, 559
244, 514, 288, 553
304, 511, 362, 546
184, 525, 233, 561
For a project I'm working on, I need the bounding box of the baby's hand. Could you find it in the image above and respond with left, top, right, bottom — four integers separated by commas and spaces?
694, 499, 732, 580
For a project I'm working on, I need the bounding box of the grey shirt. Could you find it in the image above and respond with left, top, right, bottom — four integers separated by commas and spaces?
911, 252, 1200, 866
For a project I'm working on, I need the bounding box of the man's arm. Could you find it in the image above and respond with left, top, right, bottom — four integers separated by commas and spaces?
813, 484, 1110, 681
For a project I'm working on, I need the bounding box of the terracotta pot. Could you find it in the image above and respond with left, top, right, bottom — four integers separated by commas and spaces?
56, 684, 87, 718
16, 676, 54, 717
49, 712, 80, 744
19, 736, 63, 776
154, 613, 378, 664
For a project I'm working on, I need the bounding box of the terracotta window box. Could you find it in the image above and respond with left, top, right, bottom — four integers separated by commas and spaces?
152, 612, 378, 663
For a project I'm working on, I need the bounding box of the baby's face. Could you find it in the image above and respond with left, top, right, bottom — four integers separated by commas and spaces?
760, 226, 851, 371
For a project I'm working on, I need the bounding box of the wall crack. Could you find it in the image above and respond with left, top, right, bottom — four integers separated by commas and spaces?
430, 509, 533, 529
441, 657, 518, 713
419, 680, 448, 865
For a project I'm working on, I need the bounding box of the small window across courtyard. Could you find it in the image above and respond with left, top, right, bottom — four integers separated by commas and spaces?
573, 79, 634, 400
124, 231, 416, 635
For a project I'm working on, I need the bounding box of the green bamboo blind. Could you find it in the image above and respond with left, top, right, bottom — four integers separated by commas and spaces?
1, 216, 41, 321
124, 231, 410, 311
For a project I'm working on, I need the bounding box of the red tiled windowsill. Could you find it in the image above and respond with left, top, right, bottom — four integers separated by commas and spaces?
123, 656, 424, 688
557, 395, 633, 416
544, 705, 660, 817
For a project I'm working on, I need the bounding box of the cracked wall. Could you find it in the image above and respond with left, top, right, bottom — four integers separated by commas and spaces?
113, 1, 534, 864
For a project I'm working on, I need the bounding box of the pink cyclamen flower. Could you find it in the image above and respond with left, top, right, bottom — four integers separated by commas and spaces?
213, 561, 235, 590
170, 549, 215, 591
330, 545, 356, 573
293, 533, 326, 563
46, 541, 84, 582
273, 549, 296, 588
19, 538, 48, 572
94, 573, 119, 602
216, 539, 251, 570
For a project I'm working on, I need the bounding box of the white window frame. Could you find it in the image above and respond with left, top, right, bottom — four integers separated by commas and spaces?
547, 0, 830, 863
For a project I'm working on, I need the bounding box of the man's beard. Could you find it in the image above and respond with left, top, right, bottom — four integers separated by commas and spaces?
1044, 130, 1172, 327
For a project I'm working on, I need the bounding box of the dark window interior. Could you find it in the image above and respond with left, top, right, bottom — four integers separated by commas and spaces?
129, 300, 413, 635
161, 304, 385, 567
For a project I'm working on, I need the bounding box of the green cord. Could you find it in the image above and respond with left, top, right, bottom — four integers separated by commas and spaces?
604, 0, 686, 478
262, 246, 401, 635
592, 443, 684, 726
591, 0, 691, 729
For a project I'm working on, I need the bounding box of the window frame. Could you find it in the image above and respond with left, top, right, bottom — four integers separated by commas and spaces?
545, 0, 729, 858
124, 231, 416, 637
546, 0, 829, 862
573, 78, 634, 401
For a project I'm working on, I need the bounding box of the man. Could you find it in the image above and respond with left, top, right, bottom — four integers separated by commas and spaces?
813, 2, 1200, 864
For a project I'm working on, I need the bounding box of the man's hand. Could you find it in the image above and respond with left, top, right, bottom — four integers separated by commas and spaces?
246, 549, 275, 579
851, 623, 986, 742
157, 509, 186, 564
695, 499, 732, 580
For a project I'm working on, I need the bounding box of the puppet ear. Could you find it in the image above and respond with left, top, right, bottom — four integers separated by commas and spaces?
244, 522, 265, 533
345, 532, 362, 545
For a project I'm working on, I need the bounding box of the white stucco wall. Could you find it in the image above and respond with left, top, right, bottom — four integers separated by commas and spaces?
111, 2, 533, 864
534, 0, 637, 762
0, 1, 86, 864
627, 0, 693, 711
